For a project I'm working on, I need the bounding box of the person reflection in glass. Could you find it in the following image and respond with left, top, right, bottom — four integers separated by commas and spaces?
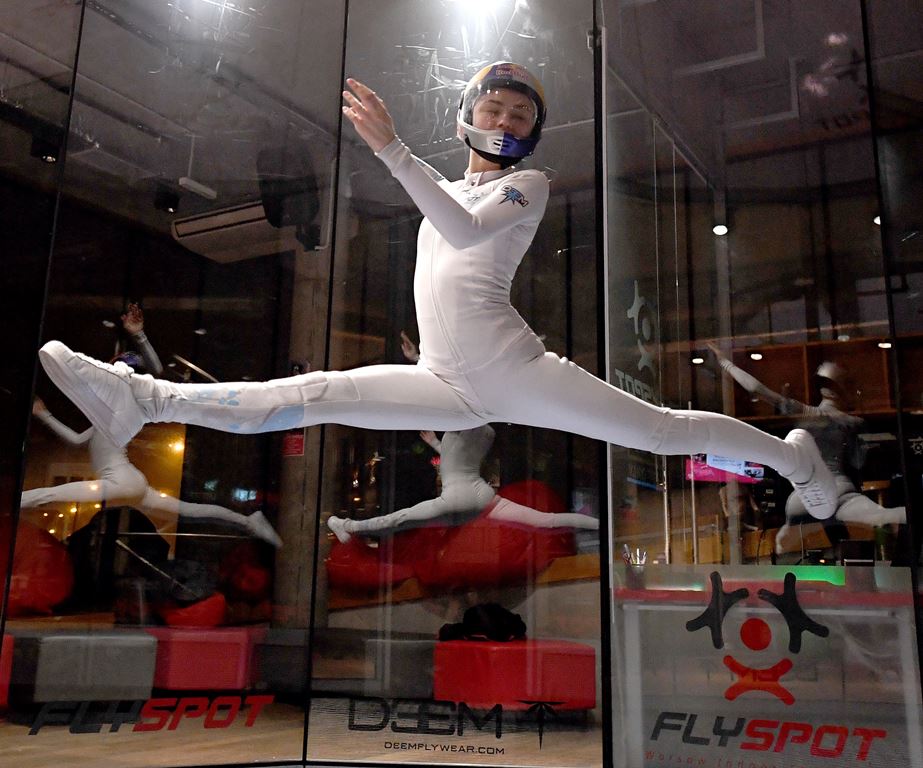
38, 62, 839, 521
24, 307, 282, 548
709, 344, 905, 554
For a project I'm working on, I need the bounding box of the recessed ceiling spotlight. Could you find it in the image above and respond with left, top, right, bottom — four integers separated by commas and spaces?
102, 319, 116, 328
712, 224, 729, 236
873, 215, 881, 226
691, 356, 705, 365
750, 352, 763, 361
878, 341, 892, 349
194, 328, 207, 336
837, 334, 851, 341
154, 183, 180, 214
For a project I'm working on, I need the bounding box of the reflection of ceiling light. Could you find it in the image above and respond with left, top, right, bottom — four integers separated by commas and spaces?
712, 224, 728, 236
58, 513, 64, 518
49, 528, 56, 534
826, 32, 849, 46
837, 334, 851, 341
89, 483, 98, 491
30, 134, 60, 163
160, 492, 168, 498
750, 352, 763, 361
102, 319, 116, 328
170, 439, 185, 453
873, 215, 881, 226
154, 184, 180, 214
691, 356, 705, 365
94, 503, 101, 509
194, 328, 207, 336
878, 341, 892, 349
70, 506, 77, 513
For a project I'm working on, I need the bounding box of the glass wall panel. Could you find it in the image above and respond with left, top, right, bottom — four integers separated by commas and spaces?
306, 1, 604, 766
0, 0, 82, 628
4, 1, 346, 764
604, 0, 922, 766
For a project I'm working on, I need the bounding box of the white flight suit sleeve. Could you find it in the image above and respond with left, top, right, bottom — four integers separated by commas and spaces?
35, 409, 94, 445
376, 139, 549, 249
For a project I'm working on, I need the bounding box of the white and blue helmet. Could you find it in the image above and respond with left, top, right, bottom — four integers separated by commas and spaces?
457, 61, 546, 168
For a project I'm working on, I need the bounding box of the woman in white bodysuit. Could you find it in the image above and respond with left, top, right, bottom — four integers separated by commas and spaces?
326, 425, 598, 543
709, 345, 905, 553
23, 399, 282, 547
36, 62, 839, 521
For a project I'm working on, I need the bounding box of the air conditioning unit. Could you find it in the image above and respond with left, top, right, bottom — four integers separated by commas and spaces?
170, 201, 307, 263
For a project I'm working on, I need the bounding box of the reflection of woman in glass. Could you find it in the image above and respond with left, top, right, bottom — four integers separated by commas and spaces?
327, 426, 598, 543
709, 344, 905, 552
38, 62, 838, 520
25, 305, 281, 548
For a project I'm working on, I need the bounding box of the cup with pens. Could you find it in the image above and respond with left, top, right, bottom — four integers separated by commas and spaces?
623, 544, 647, 589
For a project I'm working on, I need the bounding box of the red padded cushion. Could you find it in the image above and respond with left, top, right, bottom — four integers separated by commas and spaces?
0, 518, 74, 617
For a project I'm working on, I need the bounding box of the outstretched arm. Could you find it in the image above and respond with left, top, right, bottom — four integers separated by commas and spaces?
32, 398, 93, 445
342, 78, 549, 249
122, 303, 164, 375
707, 343, 806, 415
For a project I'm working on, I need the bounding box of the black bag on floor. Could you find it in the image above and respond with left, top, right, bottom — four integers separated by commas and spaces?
438, 602, 527, 642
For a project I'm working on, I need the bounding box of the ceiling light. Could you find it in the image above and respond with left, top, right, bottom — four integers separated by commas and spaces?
194, 328, 207, 336
154, 184, 180, 214
837, 334, 850, 341
102, 319, 116, 328
750, 352, 763, 361
30, 137, 58, 163
878, 341, 892, 349
873, 215, 881, 226
712, 224, 729, 236
691, 356, 705, 365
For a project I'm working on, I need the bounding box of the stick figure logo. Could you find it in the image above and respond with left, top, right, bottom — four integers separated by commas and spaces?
519, 700, 563, 748
686, 571, 829, 705
626, 280, 654, 374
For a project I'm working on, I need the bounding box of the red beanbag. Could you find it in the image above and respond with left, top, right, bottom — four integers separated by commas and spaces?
159, 592, 227, 627
414, 480, 575, 590
0, 518, 74, 617
325, 536, 416, 590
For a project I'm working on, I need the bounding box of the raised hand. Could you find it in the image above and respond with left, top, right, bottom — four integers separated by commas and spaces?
121, 302, 145, 335
400, 330, 419, 362
342, 78, 396, 153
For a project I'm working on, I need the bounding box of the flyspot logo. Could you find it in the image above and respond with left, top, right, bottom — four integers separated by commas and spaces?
649, 571, 888, 762
29, 694, 274, 735
686, 571, 829, 705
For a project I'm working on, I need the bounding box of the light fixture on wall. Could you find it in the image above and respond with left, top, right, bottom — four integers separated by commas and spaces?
154, 184, 180, 214
30, 129, 62, 164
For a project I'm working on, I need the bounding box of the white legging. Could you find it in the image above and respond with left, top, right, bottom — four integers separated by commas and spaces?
21, 465, 257, 536
342, 477, 596, 537
785, 475, 905, 526
138, 350, 802, 479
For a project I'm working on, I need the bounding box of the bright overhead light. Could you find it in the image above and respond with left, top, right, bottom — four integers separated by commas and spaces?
873, 215, 881, 226
878, 341, 892, 349
750, 352, 763, 361
712, 224, 728, 236
691, 356, 705, 365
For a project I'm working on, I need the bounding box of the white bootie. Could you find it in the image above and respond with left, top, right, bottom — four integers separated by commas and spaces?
326, 515, 352, 544
39, 341, 146, 447
247, 511, 283, 548
783, 429, 838, 520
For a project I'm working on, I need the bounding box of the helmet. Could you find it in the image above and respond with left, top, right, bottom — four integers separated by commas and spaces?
457, 62, 546, 168
815, 361, 846, 386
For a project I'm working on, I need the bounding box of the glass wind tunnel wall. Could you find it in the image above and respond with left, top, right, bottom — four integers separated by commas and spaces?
1, 1, 923, 768
1, 1, 606, 767
602, 1, 923, 766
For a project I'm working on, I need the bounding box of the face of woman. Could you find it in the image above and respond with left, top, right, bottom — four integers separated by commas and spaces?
472, 87, 536, 138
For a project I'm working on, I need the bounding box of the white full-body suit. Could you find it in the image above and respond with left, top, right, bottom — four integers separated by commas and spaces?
108, 139, 813, 488
23, 407, 281, 546
715, 356, 905, 551
328, 425, 598, 540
